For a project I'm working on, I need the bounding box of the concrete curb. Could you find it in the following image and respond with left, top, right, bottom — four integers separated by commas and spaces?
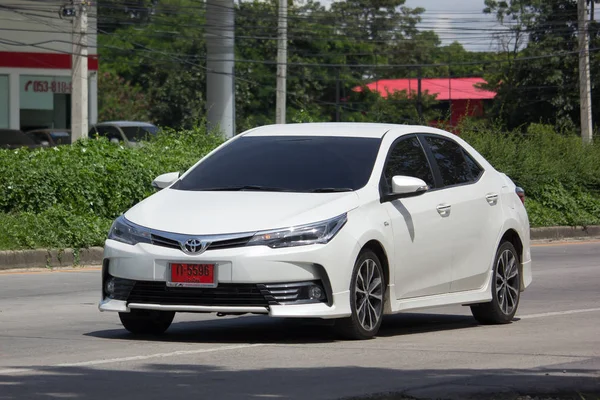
0, 247, 104, 271
529, 225, 600, 241
1, 226, 599, 270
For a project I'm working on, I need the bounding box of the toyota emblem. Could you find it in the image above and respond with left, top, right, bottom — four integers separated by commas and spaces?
181, 238, 209, 255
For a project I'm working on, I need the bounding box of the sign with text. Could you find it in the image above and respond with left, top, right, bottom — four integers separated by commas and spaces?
20, 75, 72, 110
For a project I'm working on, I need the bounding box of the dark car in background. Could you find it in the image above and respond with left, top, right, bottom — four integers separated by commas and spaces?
88, 121, 159, 147
0, 129, 41, 149
27, 129, 71, 147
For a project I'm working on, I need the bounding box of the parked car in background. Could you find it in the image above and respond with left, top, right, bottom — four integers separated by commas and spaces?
89, 121, 159, 147
99, 122, 532, 340
0, 129, 41, 149
26, 129, 71, 147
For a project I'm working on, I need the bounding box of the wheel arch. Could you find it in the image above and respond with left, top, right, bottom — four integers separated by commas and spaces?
359, 239, 392, 313
498, 228, 526, 291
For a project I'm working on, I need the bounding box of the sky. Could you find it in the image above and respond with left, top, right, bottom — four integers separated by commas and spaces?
404, 0, 500, 51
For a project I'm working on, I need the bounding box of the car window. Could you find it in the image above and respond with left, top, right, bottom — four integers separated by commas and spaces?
424, 136, 475, 187
383, 136, 435, 191
49, 132, 71, 144
94, 126, 122, 140
120, 126, 157, 142
463, 150, 483, 180
172, 136, 382, 192
27, 132, 49, 144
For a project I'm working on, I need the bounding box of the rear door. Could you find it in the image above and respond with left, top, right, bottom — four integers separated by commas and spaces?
419, 134, 504, 293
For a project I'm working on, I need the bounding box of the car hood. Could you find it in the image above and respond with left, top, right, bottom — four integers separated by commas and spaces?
124, 188, 360, 235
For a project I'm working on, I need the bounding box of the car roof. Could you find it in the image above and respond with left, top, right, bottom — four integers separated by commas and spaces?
94, 121, 156, 128
28, 129, 71, 133
241, 122, 445, 139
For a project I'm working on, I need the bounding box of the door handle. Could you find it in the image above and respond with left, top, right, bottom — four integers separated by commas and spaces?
436, 204, 451, 217
486, 193, 499, 205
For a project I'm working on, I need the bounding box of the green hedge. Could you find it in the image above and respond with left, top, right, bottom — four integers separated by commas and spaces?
459, 122, 600, 227
0, 127, 223, 250
1, 123, 599, 251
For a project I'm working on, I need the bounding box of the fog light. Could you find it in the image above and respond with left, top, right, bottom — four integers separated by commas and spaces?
308, 285, 324, 300
105, 277, 115, 298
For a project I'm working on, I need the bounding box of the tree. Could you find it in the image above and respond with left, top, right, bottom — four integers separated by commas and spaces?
98, 71, 150, 122
483, 0, 600, 130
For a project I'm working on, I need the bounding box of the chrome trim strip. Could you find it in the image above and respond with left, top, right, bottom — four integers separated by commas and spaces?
128, 303, 269, 314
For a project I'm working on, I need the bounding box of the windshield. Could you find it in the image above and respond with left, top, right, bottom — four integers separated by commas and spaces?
120, 125, 158, 142
172, 136, 382, 192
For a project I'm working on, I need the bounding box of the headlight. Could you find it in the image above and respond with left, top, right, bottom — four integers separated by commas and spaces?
248, 213, 347, 248
108, 215, 152, 245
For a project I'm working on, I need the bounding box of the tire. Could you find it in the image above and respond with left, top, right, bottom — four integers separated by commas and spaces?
119, 309, 175, 335
471, 241, 521, 325
335, 250, 385, 340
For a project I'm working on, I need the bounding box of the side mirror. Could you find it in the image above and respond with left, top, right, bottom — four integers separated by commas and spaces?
383, 176, 429, 201
152, 171, 180, 190
41, 141, 50, 147
110, 137, 120, 144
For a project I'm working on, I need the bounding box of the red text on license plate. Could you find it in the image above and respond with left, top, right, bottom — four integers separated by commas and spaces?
171, 263, 215, 285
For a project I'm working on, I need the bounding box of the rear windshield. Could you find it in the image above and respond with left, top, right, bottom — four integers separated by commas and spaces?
172, 136, 382, 192
0, 130, 35, 145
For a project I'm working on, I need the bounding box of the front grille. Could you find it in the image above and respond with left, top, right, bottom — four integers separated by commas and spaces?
127, 282, 269, 307
125, 280, 328, 307
112, 278, 136, 300
151, 234, 179, 250
207, 236, 252, 250
150, 234, 252, 252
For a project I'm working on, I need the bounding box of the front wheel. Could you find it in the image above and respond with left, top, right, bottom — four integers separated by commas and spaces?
335, 250, 385, 340
119, 309, 175, 335
471, 241, 521, 324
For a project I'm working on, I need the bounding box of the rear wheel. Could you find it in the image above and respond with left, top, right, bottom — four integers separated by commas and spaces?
119, 309, 175, 335
471, 241, 521, 324
335, 250, 385, 340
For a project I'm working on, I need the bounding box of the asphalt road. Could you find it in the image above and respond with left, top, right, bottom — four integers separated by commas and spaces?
0, 241, 599, 400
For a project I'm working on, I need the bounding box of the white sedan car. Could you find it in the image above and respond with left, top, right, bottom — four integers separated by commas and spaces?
99, 123, 532, 339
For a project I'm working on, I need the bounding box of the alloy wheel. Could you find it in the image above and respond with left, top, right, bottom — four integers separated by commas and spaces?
355, 258, 384, 331
495, 249, 519, 315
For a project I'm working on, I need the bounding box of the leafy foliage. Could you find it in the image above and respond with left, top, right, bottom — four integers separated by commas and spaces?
459, 120, 600, 226
483, 0, 600, 131
98, 0, 493, 130
98, 71, 151, 122
0, 127, 223, 250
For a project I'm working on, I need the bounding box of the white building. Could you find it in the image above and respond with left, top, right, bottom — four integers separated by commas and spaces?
0, 0, 97, 131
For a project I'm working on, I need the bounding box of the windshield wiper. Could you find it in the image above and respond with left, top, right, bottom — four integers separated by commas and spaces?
308, 188, 354, 193
200, 185, 293, 192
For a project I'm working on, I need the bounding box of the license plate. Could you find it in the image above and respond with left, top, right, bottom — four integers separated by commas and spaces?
169, 263, 217, 287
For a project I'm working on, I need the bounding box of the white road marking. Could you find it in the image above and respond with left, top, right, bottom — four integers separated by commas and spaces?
0, 343, 267, 375
520, 307, 600, 319
2, 308, 600, 375
56, 343, 267, 367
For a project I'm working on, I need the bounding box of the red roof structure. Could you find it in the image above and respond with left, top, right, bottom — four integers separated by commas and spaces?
354, 77, 496, 101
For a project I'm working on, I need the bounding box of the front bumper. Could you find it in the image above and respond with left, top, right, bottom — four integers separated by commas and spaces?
99, 232, 360, 319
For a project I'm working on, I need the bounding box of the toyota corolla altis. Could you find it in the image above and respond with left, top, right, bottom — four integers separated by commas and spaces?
99, 123, 532, 339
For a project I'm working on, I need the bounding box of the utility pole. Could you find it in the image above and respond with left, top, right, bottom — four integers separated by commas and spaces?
578, 0, 593, 143
417, 67, 423, 122
206, 0, 235, 139
275, 0, 287, 124
335, 69, 341, 122
71, 0, 88, 141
